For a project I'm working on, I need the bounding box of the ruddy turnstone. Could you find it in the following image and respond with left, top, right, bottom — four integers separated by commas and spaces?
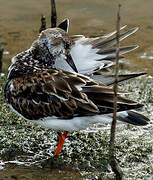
4, 19, 150, 156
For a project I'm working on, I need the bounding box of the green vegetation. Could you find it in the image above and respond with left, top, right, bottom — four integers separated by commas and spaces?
0, 74, 152, 179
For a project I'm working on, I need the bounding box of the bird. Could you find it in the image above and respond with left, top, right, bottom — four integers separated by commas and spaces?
4, 19, 150, 156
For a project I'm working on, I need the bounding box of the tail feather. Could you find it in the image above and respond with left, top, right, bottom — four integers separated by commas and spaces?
117, 111, 150, 126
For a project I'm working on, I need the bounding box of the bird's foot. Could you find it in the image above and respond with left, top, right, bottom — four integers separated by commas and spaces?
54, 131, 69, 156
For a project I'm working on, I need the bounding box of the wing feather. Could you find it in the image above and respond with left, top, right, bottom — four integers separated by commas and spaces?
5, 69, 143, 120
69, 27, 138, 75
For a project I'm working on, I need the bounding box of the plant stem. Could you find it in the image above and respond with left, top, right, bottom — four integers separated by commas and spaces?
39, 15, 46, 33
0, 44, 3, 73
109, 4, 123, 180
50, 0, 57, 28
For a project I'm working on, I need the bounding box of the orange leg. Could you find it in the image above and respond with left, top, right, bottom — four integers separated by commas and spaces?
54, 131, 69, 156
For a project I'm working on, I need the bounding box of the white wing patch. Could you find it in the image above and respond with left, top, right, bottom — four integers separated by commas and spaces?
55, 54, 74, 72
70, 38, 107, 74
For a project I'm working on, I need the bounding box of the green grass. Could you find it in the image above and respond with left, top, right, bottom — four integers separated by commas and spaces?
0, 74, 153, 179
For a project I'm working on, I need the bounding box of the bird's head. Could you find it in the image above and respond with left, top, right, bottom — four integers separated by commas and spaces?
7, 19, 78, 80
34, 19, 78, 72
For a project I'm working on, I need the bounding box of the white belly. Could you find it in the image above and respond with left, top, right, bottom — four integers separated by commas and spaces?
28, 115, 114, 131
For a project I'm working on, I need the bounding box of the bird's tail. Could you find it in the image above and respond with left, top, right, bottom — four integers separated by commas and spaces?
116, 111, 150, 126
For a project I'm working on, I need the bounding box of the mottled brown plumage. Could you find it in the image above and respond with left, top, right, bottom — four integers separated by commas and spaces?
5, 68, 143, 121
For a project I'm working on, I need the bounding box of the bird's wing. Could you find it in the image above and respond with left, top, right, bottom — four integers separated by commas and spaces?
5, 69, 144, 121
90, 72, 147, 85
69, 27, 138, 75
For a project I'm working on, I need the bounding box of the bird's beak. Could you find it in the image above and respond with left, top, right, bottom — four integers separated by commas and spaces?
66, 54, 78, 73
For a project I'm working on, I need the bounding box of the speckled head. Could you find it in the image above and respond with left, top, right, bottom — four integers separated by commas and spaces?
7, 19, 78, 80
37, 25, 71, 57
33, 18, 78, 72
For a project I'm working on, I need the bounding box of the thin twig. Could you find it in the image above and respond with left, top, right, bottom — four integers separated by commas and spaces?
39, 15, 46, 33
50, 0, 57, 28
0, 44, 4, 73
109, 4, 123, 180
